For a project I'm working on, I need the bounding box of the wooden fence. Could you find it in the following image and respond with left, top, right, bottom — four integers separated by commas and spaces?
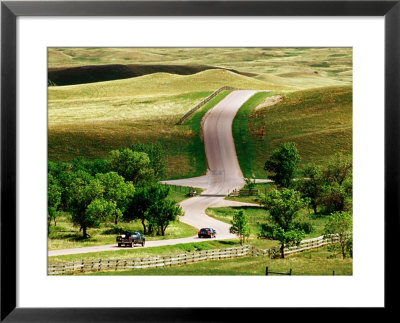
48, 245, 252, 275
48, 234, 343, 275
229, 188, 270, 197
177, 86, 239, 124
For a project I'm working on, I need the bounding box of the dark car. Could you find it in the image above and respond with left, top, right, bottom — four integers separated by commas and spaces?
198, 228, 216, 238
116, 231, 145, 247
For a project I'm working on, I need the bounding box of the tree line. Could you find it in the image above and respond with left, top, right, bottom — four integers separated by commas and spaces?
230, 142, 352, 259
48, 143, 182, 238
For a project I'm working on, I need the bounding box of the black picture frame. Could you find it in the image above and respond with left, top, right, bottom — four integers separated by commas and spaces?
1, 0, 399, 321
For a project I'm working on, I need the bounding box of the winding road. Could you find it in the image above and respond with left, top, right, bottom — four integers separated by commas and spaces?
49, 90, 261, 257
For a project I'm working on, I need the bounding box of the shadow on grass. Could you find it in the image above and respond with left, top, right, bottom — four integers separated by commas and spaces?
50, 233, 97, 242
229, 206, 263, 211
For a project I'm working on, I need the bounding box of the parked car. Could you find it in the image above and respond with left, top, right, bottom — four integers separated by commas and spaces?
198, 228, 216, 238
116, 231, 145, 247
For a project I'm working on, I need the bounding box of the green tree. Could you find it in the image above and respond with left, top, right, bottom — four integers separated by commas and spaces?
48, 161, 75, 211
48, 173, 62, 231
320, 153, 352, 213
259, 188, 310, 258
95, 172, 135, 224
297, 164, 324, 214
124, 186, 152, 234
264, 142, 300, 188
124, 184, 170, 235
66, 171, 105, 238
147, 199, 183, 236
109, 148, 154, 185
129, 142, 166, 180
324, 211, 352, 259
85, 199, 121, 227
230, 209, 250, 245
71, 156, 108, 176
323, 153, 352, 185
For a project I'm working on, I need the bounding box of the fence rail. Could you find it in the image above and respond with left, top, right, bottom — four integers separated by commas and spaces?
177, 86, 239, 124
229, 188, 270, 197
48, 234, 343, 275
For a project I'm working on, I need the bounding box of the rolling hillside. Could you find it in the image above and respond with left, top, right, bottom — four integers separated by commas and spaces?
48, 64, 256, 86
48, 48, 352, 180
48, 68, 278, 178
233, 86, 352, 178
48, 47, 352, 90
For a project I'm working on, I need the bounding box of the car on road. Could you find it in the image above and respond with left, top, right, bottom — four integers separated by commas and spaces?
198, 228, 216, 238
116, 231, 146, 247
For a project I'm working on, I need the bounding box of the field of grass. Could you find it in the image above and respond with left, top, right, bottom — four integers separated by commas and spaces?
206, 205, 328, 240
48, 239, 241, 263
165, 185, 203, 203
232, 91, 274, 178
48, 69, 274, 179
48, 48, 352, 180
233, 85, 352, 178
48, 48, 352, 89
49, 89, 232, 179
48, 69, 272, 103
84, 246, 352, 276
48, 185, 200, 250
225, 182, 272, 204
48, 214, 198, 251
48, 64, 258, 86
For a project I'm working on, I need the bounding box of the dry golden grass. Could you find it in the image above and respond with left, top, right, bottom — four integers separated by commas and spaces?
49, 47, 352, 91
48, 48, 352, 180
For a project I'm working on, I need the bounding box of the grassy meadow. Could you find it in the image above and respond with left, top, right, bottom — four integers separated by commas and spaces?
83, 247, 352, 276
47, 48, 353, 275
48, 48, 352, 88
48, 185, 201, 250
233, 86, 352, 178
48, 47, 352, 180
206, 206, 329, 240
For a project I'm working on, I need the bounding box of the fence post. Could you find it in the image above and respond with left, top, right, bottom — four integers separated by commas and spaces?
266, 266, 269, 275
289, 268, 292, 276
333, 270, 335, 276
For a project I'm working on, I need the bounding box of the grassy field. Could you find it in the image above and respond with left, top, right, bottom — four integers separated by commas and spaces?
48, 48, 352, 180
49, 89, 232, 179
48, 48, 352, 89
224, 182, 272, 203
48, 185, 200, 250
48, 214, 197, 251
48, 64, 257, 86
49, 239, 242, 263
233, 85, 352, 178
84, 246, 352, 276
206, 206, 328, 240
48, 69, 274, 179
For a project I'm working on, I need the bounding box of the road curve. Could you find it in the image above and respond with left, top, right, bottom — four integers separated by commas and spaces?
49, 91, 261, 257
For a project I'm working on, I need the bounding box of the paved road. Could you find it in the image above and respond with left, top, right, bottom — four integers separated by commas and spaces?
49, 91, 261, 257
162, 90, 259, 195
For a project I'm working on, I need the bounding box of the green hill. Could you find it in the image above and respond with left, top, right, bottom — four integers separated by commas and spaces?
233, 86, 352, 178
48, 68, 272, 178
